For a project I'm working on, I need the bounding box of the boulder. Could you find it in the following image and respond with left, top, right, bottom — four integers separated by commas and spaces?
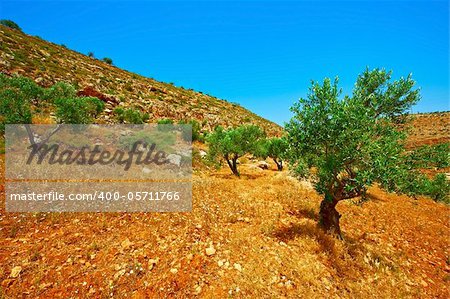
77, 86, 119, 105
167, 154, 182, 166
199, 150, 207, 158
257, 161, 269, 170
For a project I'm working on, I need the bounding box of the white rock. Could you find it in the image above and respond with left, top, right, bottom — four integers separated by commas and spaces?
10, 266, 22, 278
199, 150, 207, 158
167, 154, 182, 166
233, 263, 242, 272
205, 246, 216, 256
121, 238, 133, 249
257, 161, 269, 170
194, 285, 202, 295
178, 149, 191, 157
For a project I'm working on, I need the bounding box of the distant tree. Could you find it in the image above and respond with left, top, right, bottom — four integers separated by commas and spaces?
102, 57, 113, 65
286, 68, 423, 238
0, 19, 22, 31
88, 52, 95, 58
257, 137, 288, 171
207, 125, 266, 176
55, 97, 104, 124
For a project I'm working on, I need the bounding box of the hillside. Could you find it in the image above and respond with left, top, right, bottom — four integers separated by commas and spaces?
404, 112, 450, 148
0, 25, 281, 135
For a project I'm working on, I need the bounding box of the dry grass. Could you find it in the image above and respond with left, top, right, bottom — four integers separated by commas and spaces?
0, 160, 449, 298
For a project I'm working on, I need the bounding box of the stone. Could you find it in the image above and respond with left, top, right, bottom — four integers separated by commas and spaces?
114, 269, 126, 280
194, 285, 202, 295
199, 150, 207, 158
233, 263, 242, 272
205, 246, 216, 256
257, 161, 269, 170
121, 238, 133, 249
10, 266, 22, 278
77, 86, 119, 104
167, 154, 182, 166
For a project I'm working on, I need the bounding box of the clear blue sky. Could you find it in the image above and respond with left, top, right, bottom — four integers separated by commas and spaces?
1, 1, 449, 125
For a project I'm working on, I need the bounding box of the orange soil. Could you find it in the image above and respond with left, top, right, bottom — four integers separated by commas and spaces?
0, 160, 449, 298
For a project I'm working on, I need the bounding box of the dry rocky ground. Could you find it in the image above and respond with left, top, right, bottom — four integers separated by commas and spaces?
0, 159, 449, 298
404, 112, 450, 149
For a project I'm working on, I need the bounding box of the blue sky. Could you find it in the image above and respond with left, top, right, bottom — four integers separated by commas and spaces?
1, 0, 448, 125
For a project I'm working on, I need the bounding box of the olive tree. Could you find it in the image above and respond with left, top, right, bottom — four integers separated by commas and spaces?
255, 137, 288, 171
0, 74, 43, 131
207, 125, 265, 176
265, 137, 288, 171
286, 68, 420, 238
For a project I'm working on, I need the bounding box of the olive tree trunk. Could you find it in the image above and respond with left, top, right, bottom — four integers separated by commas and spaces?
273, 158, 283, 171
225, 154, 240, 176
319, 196, 342, 239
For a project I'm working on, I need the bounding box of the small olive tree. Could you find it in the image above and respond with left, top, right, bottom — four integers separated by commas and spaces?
207, 125, 265, 176
286, 68, 421, 238
260, 137, 288, 171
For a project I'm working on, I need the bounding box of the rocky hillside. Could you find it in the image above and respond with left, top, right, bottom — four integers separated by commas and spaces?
404, 112, 450, 148
0, 25, 281, 135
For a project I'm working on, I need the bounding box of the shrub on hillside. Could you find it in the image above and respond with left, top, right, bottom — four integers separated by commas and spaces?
0, 74, 43, 131
424, 173, 450, 203
406, 143, 450, 169
55, 97, 104, 124
44, 81, 77, 102
102, 57, 113, 65
157, 119, 174, 132
113, 107, 149, 124
0, 89, 32, 132
0, 19, 22, 31
0, 74, 106, 128
178, 119, 203, 142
